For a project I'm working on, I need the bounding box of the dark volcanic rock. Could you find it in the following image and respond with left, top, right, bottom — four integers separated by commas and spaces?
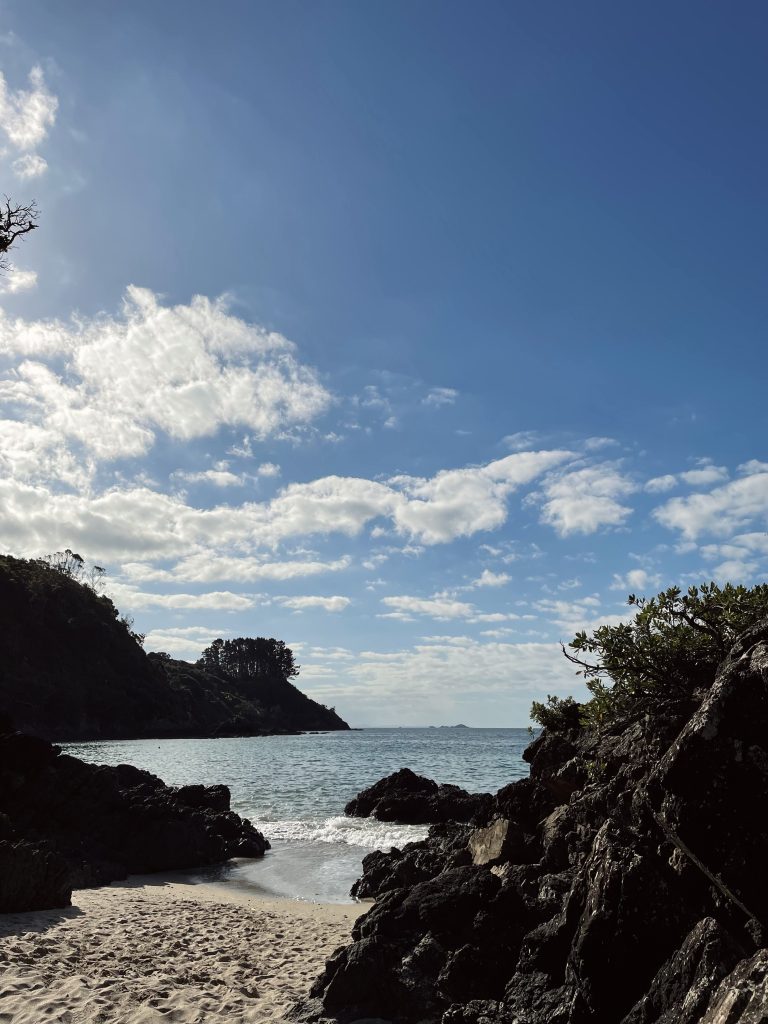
0, 837, 73, 911
297, 621, 768, 1024
0, 725, 269, 910
345, 768, 493, 825
622, 917, 746, 1024
351, 823, 474, 900
698, 948, 768, 1022
310, 866, 527, 1023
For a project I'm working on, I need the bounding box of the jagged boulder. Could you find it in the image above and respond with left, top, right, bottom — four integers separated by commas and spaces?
309, 866, 528, 1022
345, 768, 493, 825
351, 824, 474, 900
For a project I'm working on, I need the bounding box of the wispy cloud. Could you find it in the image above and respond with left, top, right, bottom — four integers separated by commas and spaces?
423, 386, 458, 407
0, 66, 57, 177
0, 267, 37, 293
278, 595, 351, 612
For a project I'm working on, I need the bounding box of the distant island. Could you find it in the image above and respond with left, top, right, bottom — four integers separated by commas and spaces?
0, 553, 349, 741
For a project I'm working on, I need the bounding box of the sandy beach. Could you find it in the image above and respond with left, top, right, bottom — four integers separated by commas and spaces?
0, 873, 364, 1024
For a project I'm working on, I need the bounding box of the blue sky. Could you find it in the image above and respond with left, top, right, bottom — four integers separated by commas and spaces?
0, 1, 767, 725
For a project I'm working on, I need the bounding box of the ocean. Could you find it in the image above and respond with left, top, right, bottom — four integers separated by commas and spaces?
64, 727, 533, 903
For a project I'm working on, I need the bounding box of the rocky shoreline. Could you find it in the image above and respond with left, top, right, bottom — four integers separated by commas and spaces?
0, 721, 268, 912
295, 621, 768, 1023
5, 623, 768, 1020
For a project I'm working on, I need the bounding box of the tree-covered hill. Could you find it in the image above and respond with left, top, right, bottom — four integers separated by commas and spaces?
0, 554, 349, 740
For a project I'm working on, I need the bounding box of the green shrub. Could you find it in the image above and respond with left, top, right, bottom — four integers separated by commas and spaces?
532, 582, 768, 729
529, 695, 581, 732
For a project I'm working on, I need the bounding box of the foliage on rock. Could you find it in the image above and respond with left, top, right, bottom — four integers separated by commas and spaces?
301, 615, 768, 1024
532, 581, 768, 728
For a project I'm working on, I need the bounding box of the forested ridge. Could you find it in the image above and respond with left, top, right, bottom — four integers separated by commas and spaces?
0, 553, 349, 740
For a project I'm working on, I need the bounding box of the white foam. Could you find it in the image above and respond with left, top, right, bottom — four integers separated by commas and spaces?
260, 815, 429, 850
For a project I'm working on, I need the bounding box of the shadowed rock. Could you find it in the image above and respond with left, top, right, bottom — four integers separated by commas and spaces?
345, 768, 493, 825
296, 621, 768, 1024
0, 722, 269, 910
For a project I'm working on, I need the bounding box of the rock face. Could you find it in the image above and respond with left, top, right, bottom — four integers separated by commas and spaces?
0, 724, 269, 911
0, 836, 73, 912
297, 624, 768, 1024
345, 768, 493, 825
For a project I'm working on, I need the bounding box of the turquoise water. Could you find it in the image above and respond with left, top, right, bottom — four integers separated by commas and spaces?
64, 727, 532, 902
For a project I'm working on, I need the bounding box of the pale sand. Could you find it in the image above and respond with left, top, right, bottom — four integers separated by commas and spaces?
0, 873, 366, 1023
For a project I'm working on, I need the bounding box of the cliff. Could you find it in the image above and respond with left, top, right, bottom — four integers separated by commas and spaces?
297, 619, 768, 1023
0, 554, 349, 740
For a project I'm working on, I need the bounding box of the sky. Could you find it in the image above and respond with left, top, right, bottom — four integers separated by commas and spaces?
0, 1, 767, 726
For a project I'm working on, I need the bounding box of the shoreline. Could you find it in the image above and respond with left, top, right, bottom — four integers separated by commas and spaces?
0, 871, 365, 1023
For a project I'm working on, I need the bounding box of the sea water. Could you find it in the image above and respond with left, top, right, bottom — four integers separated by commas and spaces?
64, 727, 533, 903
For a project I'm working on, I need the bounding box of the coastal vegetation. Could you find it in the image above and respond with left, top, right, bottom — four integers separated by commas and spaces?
0, 552, 349, 740
307, 592, 768, 1023
531, 581, 768, 729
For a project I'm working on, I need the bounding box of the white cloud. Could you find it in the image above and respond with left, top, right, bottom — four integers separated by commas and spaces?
172, 468, 245, 487
381, 595, 477, 620
340, 639, 577, 715
502, 430, 540, 451
143, 626, 228, 659
536, 464, 636, 536
279, 595, 351, 612
654, 464, 768, 539
268, 475, 400, 540
679, 465, 729, 486
534, 596, 629, 635
472, 569, 511, 588
0, 449, 574, 565
583, 436, 619, 451
380, 593, 520, 625
391, 449, 574, 544
0, 66, 57, 151
711, 559, 759, 583
557, 578, 581, 590
122, 553, 352, 584
727, 533, 768, 554
0, 267, 37, 293
309, 646, 354, 660
645, 474, 677, 493
610, 568, 662, 593
423, 386, 458, 407
12, 152, 47, 178
645, 464, 728, 495
0, 287, 332, 477
108, 582, 257, 611
257, 462, 281, 477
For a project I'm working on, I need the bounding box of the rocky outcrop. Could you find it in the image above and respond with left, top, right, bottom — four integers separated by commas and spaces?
0, 724, 269, 911
297, 623, 768, 1024
345, 768, 493, 825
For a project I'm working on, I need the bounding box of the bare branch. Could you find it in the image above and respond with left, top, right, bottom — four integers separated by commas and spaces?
0, 196, 39, 272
